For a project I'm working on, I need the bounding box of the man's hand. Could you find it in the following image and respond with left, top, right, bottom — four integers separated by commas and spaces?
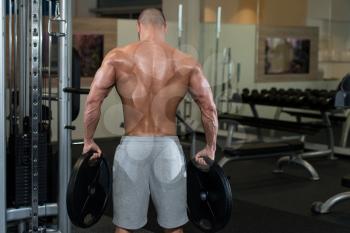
83, 140, 102, 160
194, 146, 215, 170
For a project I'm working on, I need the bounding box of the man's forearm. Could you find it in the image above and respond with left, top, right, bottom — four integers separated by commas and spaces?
83, 101, 101, 143
201, 107, 218, 151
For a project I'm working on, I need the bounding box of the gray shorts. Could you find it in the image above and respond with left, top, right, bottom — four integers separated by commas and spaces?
112, 136, 188, 230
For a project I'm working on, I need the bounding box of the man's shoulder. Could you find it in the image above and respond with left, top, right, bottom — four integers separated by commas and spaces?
103, 44, 137, 66
106, 46, 131, 58
117, 42, 140, 53
173, 49, 199, 69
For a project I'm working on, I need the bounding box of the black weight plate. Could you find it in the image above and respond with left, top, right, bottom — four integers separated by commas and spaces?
67, 152, 112, 228
187, 161, 233, 233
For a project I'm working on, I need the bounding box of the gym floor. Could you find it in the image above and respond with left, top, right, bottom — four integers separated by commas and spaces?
71, 135, 350, 233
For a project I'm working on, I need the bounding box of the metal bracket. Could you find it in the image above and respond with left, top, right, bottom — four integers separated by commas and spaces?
48, 18, 66, 37
48, 2, 67, 37
63, 87, 90, 95
64, 125, 76, 130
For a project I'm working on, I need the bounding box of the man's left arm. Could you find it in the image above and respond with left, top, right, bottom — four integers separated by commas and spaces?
83, 60, 115, 158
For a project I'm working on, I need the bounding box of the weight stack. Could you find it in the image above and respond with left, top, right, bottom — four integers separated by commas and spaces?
7, 130, 49, 207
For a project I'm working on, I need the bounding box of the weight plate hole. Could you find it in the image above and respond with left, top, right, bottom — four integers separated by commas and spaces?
84, 213, 94, 225
199, 219, 212, 230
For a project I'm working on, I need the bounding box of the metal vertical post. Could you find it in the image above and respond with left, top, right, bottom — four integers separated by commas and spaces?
177, 3, 183, 49
18, 221, 26, 233
19, 0, 28, 133
233, 62, 240, 114
0, 0, 7, 232
213, 6, 222, 99
9, 0, 14, 135
25, 0, 30, 120
48, 0, 52, 130
14, 0, 18, 128
30, 0, 41, 231
322, 112, 336, 160
58, 0, 72, 231
191, 132, 196, 157
178, 3, 186, 120
178, 3, 193, 120
250, 104, 263, 140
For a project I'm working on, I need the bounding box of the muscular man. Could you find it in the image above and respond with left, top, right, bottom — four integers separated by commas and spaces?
83, 8, 218, 233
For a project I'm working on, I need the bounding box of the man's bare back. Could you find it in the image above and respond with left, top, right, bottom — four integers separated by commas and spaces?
105, 41, 196, 136
82, 8, 218, 233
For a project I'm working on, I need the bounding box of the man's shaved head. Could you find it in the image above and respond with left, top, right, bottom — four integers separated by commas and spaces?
138, 8, 166, 27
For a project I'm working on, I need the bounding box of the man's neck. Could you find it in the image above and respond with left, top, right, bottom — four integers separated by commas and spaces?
139, 28, 165, 42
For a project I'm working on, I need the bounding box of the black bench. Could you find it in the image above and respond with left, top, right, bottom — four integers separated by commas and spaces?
217, 114, 320, 180
282, 110, 346, 122
219, 113, 325, 135
218, 138, 319, 180
222, 139, 303, 160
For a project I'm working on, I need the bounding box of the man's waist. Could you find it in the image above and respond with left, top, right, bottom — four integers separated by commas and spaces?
121, 135, 179, 143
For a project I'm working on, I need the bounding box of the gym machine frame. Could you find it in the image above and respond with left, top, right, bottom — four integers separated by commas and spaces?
1, 2, 7, 233
0, 0, 72, 232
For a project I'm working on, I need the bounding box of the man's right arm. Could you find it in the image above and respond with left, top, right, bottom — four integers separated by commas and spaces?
189, 64, 218, 166
83, 59, 115, 159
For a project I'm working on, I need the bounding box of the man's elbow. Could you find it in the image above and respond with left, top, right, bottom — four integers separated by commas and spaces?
85, 95, 101, 108
207, 100, 217, 114
209, 105, 218, 116
202, 103, 218, 117
84, 96, 101, 115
